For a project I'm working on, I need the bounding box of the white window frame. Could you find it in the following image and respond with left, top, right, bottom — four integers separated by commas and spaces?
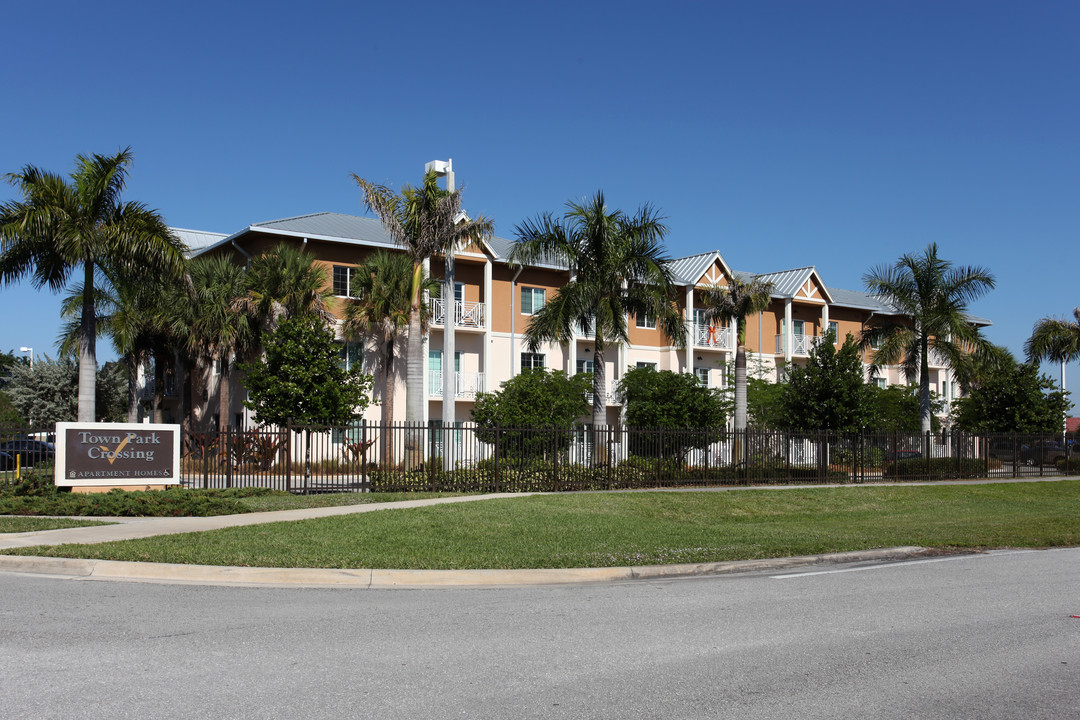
635, 362, 657, 370
635, 310, 657, 329
521, 352, 546, 371
332, 265, 356, 297
339, 341, 363, 371
576, 359, 594, 375
828, 321, 839, 342
521, 287, 545, 315
695, 367, 709, 386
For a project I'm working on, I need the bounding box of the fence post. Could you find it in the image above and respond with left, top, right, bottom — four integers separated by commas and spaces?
285, 419, 292, 493
225, 425, 232, 489
361, 419, 368, 492
657, 426, 663, 488
494, 421, 500, 493
925, 431, 931, 481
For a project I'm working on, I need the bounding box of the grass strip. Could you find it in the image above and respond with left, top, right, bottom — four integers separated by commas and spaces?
6, 481, 1080, 569
0, 517, 114, 533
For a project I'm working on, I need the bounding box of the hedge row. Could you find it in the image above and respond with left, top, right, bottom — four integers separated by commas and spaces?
883, 457, 990, 480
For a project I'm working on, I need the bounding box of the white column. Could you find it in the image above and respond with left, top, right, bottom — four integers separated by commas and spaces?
821, 303, 830, 342
784, 299, 793, 363
483, 259, 491, 392
685, 285, 694, 375
422, 257, 431, 424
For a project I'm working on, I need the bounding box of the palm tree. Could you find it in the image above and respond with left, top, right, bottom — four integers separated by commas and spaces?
1024, 308, 1080, 438
0, 148, 186, 422
343, 251, 437, 459
352, 170, 493, 465
58, 275, 166, 422
234, 243, 334, 337
509, 191, 683, 461
698, 276, 774, 462
862, 243, 996, 433
174, 255, 253, 432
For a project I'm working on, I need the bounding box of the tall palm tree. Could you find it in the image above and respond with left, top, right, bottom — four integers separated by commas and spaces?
352, 170, 493, 465
862, 243, 996, 433
174, 255, 253, 432
1024, 308, 1080, 437
343, 251, 437, 458
509, 191, 683, 461
58, 274, 167, 422
0, 148, 186, 421
699, 276, 774, 462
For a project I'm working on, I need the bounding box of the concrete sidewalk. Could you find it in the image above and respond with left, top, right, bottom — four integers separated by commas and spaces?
0, 493, 531, 550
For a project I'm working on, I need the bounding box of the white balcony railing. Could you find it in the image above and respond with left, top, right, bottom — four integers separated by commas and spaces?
774, 334, 827, 356
693, 323, 731, 349
141, 376, 178, 399
584, 390, 622, 406
429, 298, 486, 329
428, 371, 486, 398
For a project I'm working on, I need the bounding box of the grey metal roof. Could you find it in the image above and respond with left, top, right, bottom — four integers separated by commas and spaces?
669, 251, 721, 286
172, 227, 228, 257
251, 213, 400, 247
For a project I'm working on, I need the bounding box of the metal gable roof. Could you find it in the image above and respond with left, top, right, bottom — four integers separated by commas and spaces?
669, 251, 723, 286
172, 227, 228, 257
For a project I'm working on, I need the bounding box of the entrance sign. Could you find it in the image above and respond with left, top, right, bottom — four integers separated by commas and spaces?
55, 422, 181, 488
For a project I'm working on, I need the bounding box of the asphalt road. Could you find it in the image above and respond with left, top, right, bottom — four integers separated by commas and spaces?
2, 548, 1079, 719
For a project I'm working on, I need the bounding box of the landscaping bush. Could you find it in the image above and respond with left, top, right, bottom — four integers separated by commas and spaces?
0, 487, 284, 517
1056, 457, 1080, 475
884, 457, 990, 480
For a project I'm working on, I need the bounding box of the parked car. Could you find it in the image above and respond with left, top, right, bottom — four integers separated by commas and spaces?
0, 439, 55, 468
0, 450, 14, 471
988, 441, 1029, 461
1018, 441, 1070, 467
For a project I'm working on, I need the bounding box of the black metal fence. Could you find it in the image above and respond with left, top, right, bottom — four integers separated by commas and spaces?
174, 423, 1077, 493
3, 423, 1076, 494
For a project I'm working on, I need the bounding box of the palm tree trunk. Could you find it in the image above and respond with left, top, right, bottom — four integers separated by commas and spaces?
920, 346, 932, 434
404, 286, 425, 469
78, 259, 97, 422
734, 344, 748, 465
218, 355, 231, 432
592, 340, 608, 465
153, 354, 164, 424
381, 337, 394, 464
125, 353, 139, 423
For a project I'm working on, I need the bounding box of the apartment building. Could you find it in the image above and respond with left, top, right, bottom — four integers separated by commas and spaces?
166, 212, 986, 428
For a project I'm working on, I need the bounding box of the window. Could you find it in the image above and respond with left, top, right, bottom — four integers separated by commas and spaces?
576, 359, 594, 375
695, 367, 709, 386
792, 319, 805, 336
828, 321, 839, 342
333, 265, 356, 297
521, 352, 546, 371
338, 341, 363, 371
636, 362, 657, 370
875, 378, 887, 389
636, 310, 656, 329
521, 287, 545, 315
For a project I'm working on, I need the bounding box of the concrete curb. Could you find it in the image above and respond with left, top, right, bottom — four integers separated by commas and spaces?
0, 546, 932, 588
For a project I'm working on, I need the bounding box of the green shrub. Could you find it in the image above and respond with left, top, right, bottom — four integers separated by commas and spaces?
0, 488, 266, 517
1056, 458, 1080, 475
884, 457, 989, 480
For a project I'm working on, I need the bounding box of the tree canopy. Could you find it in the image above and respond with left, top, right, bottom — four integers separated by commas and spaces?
952, 358, 1069, 434
779, 335, 874, 433
617, 366, 730, 458
240, 316, 373, 427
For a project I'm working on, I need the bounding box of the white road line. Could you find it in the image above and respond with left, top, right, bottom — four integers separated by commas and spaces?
770, 549, 1039, 579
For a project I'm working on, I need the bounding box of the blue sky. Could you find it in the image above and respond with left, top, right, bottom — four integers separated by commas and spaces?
2, 1, 1078, 389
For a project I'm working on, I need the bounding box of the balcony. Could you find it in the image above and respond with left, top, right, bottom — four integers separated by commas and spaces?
141, 376, 177, 399
775, 334, 827, 357
428, 371, 486, 398
693, 323, 731, 350
429, 299, 486, 329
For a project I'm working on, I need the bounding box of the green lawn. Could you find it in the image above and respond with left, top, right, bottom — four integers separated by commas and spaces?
7, 481, 1080, 569
232, 491, 464, 513
0, 517, 114, 533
